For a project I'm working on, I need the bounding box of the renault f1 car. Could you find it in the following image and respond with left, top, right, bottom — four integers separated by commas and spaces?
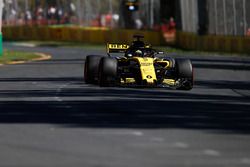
84, 35, 193, 90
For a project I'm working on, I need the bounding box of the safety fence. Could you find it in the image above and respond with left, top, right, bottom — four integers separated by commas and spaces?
2, 26, 164, 46
176, 31, 250, 54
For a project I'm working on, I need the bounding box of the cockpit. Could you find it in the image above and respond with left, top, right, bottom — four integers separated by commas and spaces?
125, 35, 155, 58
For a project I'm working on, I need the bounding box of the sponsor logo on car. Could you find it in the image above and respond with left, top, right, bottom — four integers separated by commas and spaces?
140, 63, 153, 66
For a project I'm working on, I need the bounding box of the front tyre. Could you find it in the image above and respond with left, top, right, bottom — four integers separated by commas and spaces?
98, 57, 118, 87
175, 59, 193, 90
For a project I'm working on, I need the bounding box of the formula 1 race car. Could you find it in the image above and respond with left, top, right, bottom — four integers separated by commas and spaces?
84, 35, 193, 90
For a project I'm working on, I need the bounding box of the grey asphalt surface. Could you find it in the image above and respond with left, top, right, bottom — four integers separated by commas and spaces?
1, 42, 250, 167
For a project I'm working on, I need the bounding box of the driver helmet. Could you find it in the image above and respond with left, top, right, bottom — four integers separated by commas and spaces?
134, 50, 143, 57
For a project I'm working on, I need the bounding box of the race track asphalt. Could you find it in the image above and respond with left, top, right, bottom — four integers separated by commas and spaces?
0, 42, 250, 167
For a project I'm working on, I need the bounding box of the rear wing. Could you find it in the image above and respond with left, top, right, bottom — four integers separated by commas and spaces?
107, 43, 130, 53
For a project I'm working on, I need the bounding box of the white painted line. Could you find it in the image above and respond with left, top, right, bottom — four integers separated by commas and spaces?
54, 97, 63, 102
89, 131, 144, 137
132, 131, 144, 136
151, 137, 165, 142
13, 43, 36, 47
203, 149, 221, 156
241, 158, 250, 165
54, 83, 70, 102
174, 142, 189, 149
50, 127, 55, 131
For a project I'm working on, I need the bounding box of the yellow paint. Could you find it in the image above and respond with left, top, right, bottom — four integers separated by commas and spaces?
133, 57, 157, 84
108, 44, 129, 49
156, 60, 170, 68
107, 43, 130, 53
162, 79, 176, 86
125, 78, 136, 83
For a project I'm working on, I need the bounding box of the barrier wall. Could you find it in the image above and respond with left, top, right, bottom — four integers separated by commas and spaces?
3, 26, 249, 54
2, 26, 164, 46
176, 31, 250, 54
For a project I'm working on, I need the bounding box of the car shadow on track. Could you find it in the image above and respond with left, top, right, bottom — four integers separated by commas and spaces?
0, 80, 250, 134
0, 55, 250, 133
195, 80, 250, 91
190, 58, 250, 71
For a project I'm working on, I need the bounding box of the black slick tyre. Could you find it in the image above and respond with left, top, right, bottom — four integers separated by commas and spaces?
98, 57, 117, 87
175, 59, 193, 90
84, 55, 102, 84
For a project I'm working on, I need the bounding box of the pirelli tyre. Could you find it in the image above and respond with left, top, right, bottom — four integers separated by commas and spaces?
98, 57, 118, 87
84, 55, 102, 84
175, 59, 193, 90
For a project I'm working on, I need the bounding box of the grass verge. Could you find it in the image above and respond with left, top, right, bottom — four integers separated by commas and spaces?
11, 41, 105, 50
9, 40, 249, 57
155, 46, 248, 57
0, 50, 41, 64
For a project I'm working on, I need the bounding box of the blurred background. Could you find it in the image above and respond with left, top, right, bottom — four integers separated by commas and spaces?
2, 0, 250, 36
2, 0, 250, 54
2, 0, 166, 31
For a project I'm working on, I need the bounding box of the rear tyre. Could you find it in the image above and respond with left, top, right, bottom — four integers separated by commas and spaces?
175, 59, 193, 90
99, 57, 117, 87
84, 55, 102, 84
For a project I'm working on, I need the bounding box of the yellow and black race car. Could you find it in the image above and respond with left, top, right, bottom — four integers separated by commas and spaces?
84, 35, 193, 90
